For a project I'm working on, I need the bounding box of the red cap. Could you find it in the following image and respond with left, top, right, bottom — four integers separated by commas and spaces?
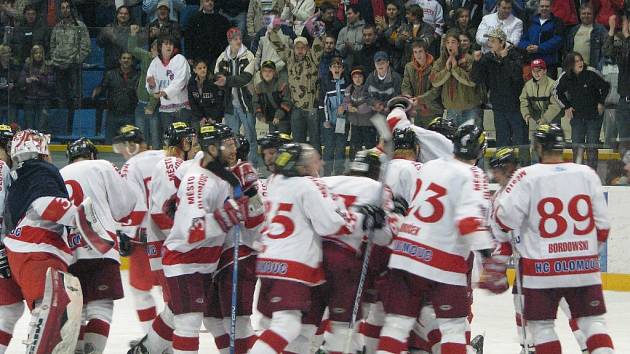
531, 59, 547, 70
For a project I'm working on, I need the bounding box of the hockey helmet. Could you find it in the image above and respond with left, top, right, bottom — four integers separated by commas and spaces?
113, 124, 145, 145
349, 149, 382, 180
0, 124, 15, 151
489, 147, 517, 169
453, 124, 486, 160
427, 117, 457, 141
67, 137, 98, 163
274, 143, 317, 177
257, 131, 293, 152
163, 121, 196, 148
533, 123, 564, 151
236, 134, 250, 161
387, 95, 415, 116
10, 129, 50, 164
393, 127, 419, 151
198, 123, 234, 151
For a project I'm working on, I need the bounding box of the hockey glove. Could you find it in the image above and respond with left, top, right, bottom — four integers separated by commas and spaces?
231, 161, 259, 197
118, 231, 133, 257
356, 204, 386, 232
478, 255, 509, 294
213, 198, 243, 233
0, 243, 11, 278
391, 195, 409, 216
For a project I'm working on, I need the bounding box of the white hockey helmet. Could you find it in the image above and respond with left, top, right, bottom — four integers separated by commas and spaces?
10, 129, 50, 164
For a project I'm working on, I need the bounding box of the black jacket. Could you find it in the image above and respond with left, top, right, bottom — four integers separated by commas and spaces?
554, 68, 610, 120
604, 35, 630, 98
184, 11, 231, 66
188, 75, 226, 122
216, 0, 249, 17
100, 68, 140, 115
472, 48, 524, 112
351, 40, 387, 74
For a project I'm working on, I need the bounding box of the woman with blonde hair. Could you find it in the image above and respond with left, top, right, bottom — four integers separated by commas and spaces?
18, 44, 53, 130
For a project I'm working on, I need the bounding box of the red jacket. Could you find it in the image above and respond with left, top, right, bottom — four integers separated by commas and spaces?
592, 0, 624, 29
551, 0, 578, 26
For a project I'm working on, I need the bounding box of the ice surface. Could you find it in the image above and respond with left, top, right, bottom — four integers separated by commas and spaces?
5, 271, 630, 353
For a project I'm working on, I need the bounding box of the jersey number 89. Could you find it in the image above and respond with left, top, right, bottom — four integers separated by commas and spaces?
538, 194, 594, 238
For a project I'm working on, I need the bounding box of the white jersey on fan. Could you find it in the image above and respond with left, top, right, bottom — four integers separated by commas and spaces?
257, 175, 355, 286
61, 160, 136, 262
388, 157, 493, 286
119, 150, 165, 237
384, 158, 423, 205
493, 162, 610, 289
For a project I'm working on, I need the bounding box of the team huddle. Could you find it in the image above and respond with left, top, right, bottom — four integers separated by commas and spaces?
0, 98, 616, 354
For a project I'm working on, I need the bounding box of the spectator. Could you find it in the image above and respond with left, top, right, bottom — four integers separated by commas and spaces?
318, 33, 339, 81
335, 0, 385, 26
593, 0, 623, 29
472, 27, 526, 159
214, 27, 259, 163
128, 24, 160, 148
377, 1, 404, 72
320, 1, 343, 38
250, 10, 296, 54
269, 30, 324, 152
320, 56, 348, 176
365, 51, 401, 118
18, 44, 53, 131
431, 30, 481, 126
476, 0, 523, 53
0, 0, 20, 27
565, 4, 607, 71
146, 34, 192, 132
452, 8, 478, 50
253, 60, 291, 133
254, 14, 292, 82
336, 5, 365, 59
115, 0, 143, 24
143, 0, 185, 22
10, 5, 49, 64
92, 52, 139, 142
517, 0, 563, 78
351, 24, 386, 73
147, 0, 182, 48
0, 44, 20, 123
215, 0, 249, 38
446, 0, 483, 28
184, 0, 230, 65
550, 0, 579, 27
519, 58, 563, 129
246, 0, 286, 39
188, 59, 225, 127
605, 15, 630, 151
97, 5, 133, 70
49, 0, 90, 131
459, 31, 474, 54
555, 51, 610, 170
32, 0, 63, 27
396, 5, 436, 62
344, 66, 374, 156
408, 0, 445, 35
402, 40, 442, 126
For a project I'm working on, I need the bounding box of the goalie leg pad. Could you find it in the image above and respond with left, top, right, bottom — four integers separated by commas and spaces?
25, 268, 83, 354
75, 198, 115, 254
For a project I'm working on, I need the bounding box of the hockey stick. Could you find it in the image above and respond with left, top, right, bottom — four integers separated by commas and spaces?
343, 113, 394, 353
510, 232, 528, 349
230, 185, 243, 354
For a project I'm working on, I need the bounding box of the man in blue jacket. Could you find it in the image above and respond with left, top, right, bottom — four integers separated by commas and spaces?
518, 0, 563, 78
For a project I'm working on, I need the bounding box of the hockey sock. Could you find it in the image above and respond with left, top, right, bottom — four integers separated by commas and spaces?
577, 315, 615, 354
322, 320, 352, 353
417, 305, 440, 353
559, 298, 588, 351
250, 310, 302, 354
437, 317, 468, 354
362, 302, 386, 354
312, 318, 329, 352
83, 299, 113, 354
203, 317, 229, 354
147, 306, 175, 354
529, 320, 561, 354
221, 315, 256, 354
285, 323, 317, 353
0, 302, 24, 354
377, 314, 415, 353
129, 286, 157, 333
173, 312, 203, 354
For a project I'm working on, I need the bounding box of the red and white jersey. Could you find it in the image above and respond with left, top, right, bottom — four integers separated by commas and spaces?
61, 160, 136, 263
257, 175, 354, 286
384, 158, 423, 205
119, 150, 165, 236
388, 157, 493, 286
493, 163, 610, 289
163, 161, 233, 277
0, 160, 11, 233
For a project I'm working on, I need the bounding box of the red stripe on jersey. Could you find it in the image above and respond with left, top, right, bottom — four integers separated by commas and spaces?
151, 213, 173, 230
521, 255, 601, 277
458, 217, 482, 236
0, 330, 11, 346
120, 211, 146, 227
256, 257, 326, 285
596, 229, 609, 243
218, 246, 256, 270
40, 198, 72, 223
8, 226, 72, 254
390, 236, 469, 274
162, 246, 223, 266
146, 241, 163, 259
496, 242, 513, 257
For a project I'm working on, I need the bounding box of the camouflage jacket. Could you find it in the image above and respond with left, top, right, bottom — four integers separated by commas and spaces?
269, 31, 323, 110
50, 19, 90, 69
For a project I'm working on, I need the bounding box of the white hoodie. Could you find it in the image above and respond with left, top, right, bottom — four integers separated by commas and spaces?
146, 53, 191, 112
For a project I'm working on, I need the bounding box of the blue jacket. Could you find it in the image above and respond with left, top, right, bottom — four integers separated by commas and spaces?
518, 14, 564, 66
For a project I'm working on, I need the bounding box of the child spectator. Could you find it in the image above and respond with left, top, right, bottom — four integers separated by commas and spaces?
18, 45, 53, 131
320, 56, 348, 176
188, 59, 225, 128
344, 66, 375, 157
253, 60, 292, 133
519, 58, 563, 126
365, 51, 402, 119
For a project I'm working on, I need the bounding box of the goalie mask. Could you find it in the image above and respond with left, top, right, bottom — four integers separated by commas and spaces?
10, 129, 50, 164
67, 137, 98, 163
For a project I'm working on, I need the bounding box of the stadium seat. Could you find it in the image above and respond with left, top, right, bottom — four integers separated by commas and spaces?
82, 70, 104, 98
85, 38, 105, 69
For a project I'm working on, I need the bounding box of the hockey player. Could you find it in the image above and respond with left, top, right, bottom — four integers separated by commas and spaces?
376, 125, 503, 354
4, 129, 111, 354
114, 125, 165, 334
0, 125, 23, 354
493, 124, 614, 354
163, 122, 262, 354
426, 116, 457, 141
257, 131, 293, 174
61, 137, 137, 354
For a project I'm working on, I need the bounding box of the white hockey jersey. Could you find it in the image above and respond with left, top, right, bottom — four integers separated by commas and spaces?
388, 157, 493, 286
0, 160, 11, 234
384, 158, 423, 205
61, 160, 136, 263
146, 53, 191, 113
257, 175, 355, 286
493, 163, 610, 289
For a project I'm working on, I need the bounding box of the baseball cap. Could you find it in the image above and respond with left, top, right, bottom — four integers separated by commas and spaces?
531, 58, 547, 70
374, 51, 389, 62
483, 27, 507, 42
351, 66, 364, 76
157, 0, 170, 9
261, 60, 277, 70
294, 36, 308, 46
227, 27, 241, 41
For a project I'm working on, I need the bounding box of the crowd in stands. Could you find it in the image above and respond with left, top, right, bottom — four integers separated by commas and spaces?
1, 0, 630, 179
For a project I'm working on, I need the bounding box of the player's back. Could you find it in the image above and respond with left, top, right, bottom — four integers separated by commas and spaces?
383, 158, 422, 205
120, 150, 165, 228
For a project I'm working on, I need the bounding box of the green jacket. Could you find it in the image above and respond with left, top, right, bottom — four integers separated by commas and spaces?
253, 76, 292, 123
127, 34, 159, 111
401, 55, 443, 118
270, 32, 323, 110
519, 75, 563, 123
49, 18, 90, 69
430, 52, 481, 110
